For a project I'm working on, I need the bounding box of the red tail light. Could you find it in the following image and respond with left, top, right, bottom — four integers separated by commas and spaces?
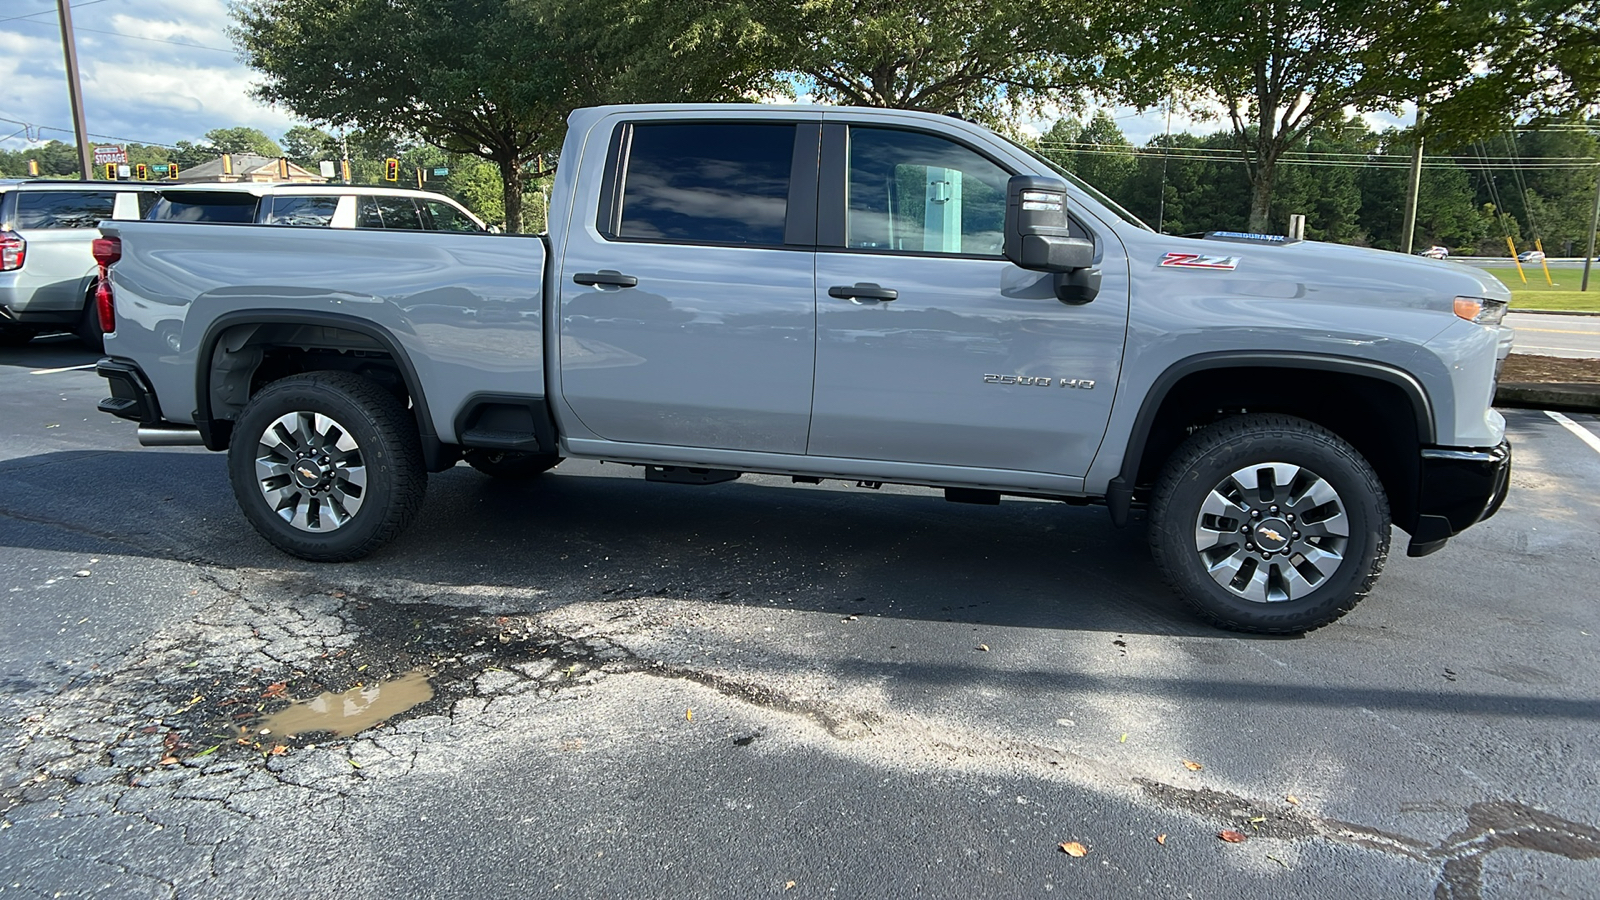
92, 237, 121, 334
0, 230, 24, 271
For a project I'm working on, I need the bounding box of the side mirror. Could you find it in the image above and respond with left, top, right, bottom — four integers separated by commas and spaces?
1004, 176, 1093, 272
1004, 175, 1099, 304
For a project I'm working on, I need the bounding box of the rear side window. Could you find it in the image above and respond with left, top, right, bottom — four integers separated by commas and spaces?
614, 123, 795, 246
265, 196, 339, 227
422, 199, 481, 232
148, 192, 260, 224
15, 190, 117, 229
357, 196, 425, 230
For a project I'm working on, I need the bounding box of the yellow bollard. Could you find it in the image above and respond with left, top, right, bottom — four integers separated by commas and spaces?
1507, 237, 1527, 283
1535, 239, 1554, 285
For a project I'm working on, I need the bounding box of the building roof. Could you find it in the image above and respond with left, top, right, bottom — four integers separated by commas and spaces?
174, 154, 323, 184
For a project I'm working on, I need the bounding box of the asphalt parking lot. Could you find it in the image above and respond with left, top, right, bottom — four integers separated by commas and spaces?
2, 336, 1598, 899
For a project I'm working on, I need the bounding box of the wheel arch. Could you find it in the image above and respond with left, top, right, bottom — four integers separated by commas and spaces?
194, 310, 449, 469
1108, 352, 1435, 534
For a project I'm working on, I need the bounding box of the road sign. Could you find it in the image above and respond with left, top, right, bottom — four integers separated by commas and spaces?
93, 145, 127, 165
319, 160, 336, 178
116, 164, 131, 179
432, 167, 449, 177
151, 164, 169, 175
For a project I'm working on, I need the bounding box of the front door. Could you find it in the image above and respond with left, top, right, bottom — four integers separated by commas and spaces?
808, 123, 1129, 476
558, 118, 820, 454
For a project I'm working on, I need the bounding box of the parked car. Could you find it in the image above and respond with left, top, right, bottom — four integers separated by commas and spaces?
145, 183, 488, 232
1419, 246, 1449, 259
1516, 250, 1545, 263
0, 179, 153, 349
95, 103, 1512, 635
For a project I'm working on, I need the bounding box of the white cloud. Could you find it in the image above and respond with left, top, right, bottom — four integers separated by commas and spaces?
0, 0, 309, 150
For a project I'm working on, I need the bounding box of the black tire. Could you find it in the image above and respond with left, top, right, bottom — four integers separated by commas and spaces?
1148, 414, 1390, 634
463, 449, 562, 479
75, 292, 104, 353
228, 371, 426, 562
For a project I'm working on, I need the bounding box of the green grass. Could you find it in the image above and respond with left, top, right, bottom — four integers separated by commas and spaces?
1479, 267, 1600, 311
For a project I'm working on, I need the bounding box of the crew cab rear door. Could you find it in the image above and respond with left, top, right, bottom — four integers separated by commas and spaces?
557, 114, 821, 454
807, 117, 1130, 477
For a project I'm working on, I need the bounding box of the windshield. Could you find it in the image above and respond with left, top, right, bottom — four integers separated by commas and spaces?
1007, 138, 1154, 232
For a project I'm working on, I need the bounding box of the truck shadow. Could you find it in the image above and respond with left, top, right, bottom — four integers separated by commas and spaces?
0, 449, 1211, 638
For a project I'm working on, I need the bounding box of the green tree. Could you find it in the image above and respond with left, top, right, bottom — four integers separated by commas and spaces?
203, 127, 282, 158
754, 0, 1099, 124
1270, 119, 1369, 244
235, 0, 774, 232
282, 126, 339, 167
1107, 0, 1498, 233
1069, 111, 1137, 200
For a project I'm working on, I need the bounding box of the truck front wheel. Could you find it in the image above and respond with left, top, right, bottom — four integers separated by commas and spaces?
1148, 414, 1390, 634
228, 371, 426, 561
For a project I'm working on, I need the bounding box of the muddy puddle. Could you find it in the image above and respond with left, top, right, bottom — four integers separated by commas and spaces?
254, 669, 434, 738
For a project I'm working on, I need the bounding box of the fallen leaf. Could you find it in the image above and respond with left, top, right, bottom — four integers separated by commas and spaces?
159, 756, 179, 766
1285, 795, 1300, 805
1182, 759, 1203, 771
1219, 830, 1247, 843
347, 758, 362, 769
784, 882, 796, 891
1155, 834, 1167, 845
686, 709, 693, 721
1058, 842, 1088, 857
1119, 733, 1128, 743
261, 682, 288, 699
977, 644, 990, 652
270, 745, 288, 756
1249, 816, 1267, 825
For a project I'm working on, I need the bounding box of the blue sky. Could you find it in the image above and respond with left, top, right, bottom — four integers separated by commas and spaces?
2, 0, 1415, 153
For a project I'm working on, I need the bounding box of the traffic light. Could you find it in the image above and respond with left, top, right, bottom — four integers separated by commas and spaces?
168, 163, 179, 180
383, 157, 399, 182
26, 160, 38, 176
104, 163, 116, 181
135, 163, 148, 180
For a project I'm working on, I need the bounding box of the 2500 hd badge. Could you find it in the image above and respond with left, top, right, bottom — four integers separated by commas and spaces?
983, 374, 1096, 389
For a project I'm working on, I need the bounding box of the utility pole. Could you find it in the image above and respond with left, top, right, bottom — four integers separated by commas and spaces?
1583, 158, 1599, 291
56, 0, 93, 181
1401, 111, 1425, 255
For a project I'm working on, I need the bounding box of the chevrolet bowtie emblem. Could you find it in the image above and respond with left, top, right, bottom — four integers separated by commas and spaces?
298, 467, 316, 479
1258, 527, 1285, 542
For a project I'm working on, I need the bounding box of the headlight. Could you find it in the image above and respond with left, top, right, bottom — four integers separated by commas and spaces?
1454, 296, 1508, 327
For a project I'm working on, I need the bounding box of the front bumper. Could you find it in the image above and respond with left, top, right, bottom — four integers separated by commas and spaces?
1407, 440, 1512, 556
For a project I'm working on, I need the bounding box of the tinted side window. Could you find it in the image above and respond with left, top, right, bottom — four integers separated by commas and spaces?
358, 196, 425, 230
15, 190, 118, 229
846, 128, 1009, 256
265, 196, 339, 227
148, 193, 260, 223
422, 200, 481, 232
136, 192, 159, 218
616, 123, 794, 245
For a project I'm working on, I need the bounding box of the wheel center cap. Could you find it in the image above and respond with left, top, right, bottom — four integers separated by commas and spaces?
291, 458, 327, 489
1255, 517, 1292, 552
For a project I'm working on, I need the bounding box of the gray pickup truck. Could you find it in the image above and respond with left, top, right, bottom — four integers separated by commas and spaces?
94, 103, 1512, 634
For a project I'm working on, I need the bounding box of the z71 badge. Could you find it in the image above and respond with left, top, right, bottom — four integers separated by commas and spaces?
1160, 252, 1239, 270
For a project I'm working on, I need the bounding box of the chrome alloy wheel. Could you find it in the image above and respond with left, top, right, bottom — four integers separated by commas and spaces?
253, 411, 367, 532
1192, 462, 1350, 603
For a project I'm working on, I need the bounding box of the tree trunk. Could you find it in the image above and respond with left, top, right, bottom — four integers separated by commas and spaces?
498, 157, 524, 234
1247, 160, 1276, 234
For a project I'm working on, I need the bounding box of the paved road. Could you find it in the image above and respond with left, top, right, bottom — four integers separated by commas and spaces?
3, 337, 1599, 899
1507, 312, 1600, 360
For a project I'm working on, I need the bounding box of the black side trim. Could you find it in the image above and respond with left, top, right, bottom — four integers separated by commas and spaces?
95, 357, 162, 425
817, 123, 847, 247
453, 392, 557, 456
784, 122, 822, 247
194, 310, 439, 464
1114, 351, 1437, 491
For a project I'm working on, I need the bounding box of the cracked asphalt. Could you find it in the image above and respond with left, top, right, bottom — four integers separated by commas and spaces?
3, 336, 1599, 899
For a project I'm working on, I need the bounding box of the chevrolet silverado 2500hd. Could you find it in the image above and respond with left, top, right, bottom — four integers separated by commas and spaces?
93, 104, 1512, 633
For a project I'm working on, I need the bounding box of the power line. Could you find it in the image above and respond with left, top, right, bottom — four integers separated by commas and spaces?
0, 0, 114, 26
0, 114, 180, 149
8, 15, 235, 53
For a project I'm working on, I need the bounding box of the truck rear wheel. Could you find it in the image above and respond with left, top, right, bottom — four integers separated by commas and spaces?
1148, 414, 1390, 634
463, 449, 562, 479
228, 371, 426, 561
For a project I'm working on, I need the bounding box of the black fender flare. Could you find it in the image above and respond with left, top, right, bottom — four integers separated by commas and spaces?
1105, 351, 1436, 526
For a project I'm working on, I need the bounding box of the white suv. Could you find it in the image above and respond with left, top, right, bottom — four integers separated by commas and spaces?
145, 183, 488, 232
0, 180, 152, 349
